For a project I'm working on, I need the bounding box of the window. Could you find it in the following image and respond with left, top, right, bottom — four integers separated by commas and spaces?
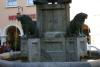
6, 0, 17, 7
27, 0, 33, 6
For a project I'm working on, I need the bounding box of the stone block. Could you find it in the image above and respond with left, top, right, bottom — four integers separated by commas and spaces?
21, 38, 40, 62
41, 38, 66, 61
36, 4, 70, 34
21, 37, 28, 57
65, 37, 87, 61
28, 38, 40, 62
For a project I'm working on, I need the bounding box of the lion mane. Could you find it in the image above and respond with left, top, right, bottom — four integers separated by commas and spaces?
67, 12, 88, 37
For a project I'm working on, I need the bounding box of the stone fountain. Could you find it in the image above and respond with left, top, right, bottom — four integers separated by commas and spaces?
1, 0, 100, 67
21, 0, 87, 62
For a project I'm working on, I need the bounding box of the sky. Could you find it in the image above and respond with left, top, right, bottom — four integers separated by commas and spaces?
70, 0, 100, 48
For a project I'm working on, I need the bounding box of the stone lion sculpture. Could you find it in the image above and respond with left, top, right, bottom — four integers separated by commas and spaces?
16, 13, 39, 38
66, 12, 88, 37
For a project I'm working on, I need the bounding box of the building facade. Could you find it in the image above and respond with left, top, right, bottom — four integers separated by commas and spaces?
0, 0, 36, 46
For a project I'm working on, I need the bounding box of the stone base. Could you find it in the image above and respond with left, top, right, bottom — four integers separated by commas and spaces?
21, 37, 87, 62
66, 37, 87, 61
0, 60, 93, 67
21, 37, 40, 62
41, 38, 66, 62
41, 37, 87, 62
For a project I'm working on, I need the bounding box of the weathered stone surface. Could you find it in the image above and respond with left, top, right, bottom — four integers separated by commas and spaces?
28, 38, 40, 62
21, 38, 40, 62
44, 32, 65, 38
41, 38, 66, 61
20, 0, 87, 63
65, 37, 87, 61
36, 4, 70, 36
0, 60, 93, 67
21, 37, 28, 57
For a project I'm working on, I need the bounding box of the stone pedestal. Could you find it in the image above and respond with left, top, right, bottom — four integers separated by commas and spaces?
65, 37, 87, 61
33, 0, 73, 62
21, 37, 40, 62
40, 36, 87, 62
21, 36, 87, 62
36, 4, 70, 36
20, 0, 88, 62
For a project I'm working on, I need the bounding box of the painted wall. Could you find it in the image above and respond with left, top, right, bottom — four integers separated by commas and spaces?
0, 0, 36, 44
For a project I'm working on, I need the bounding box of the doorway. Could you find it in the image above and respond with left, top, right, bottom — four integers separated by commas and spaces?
6, 26, 21, 51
